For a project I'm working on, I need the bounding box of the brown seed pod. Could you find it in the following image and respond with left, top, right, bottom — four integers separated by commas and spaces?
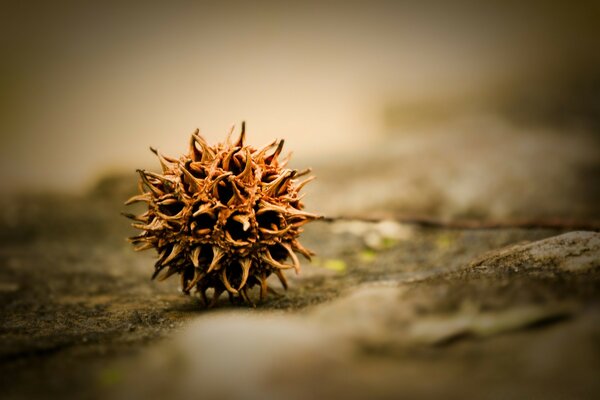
124, 123, 318, 306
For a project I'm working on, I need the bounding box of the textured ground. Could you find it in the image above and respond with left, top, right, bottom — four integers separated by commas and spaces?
0, 192, 598, 400
1, 126, 599, 399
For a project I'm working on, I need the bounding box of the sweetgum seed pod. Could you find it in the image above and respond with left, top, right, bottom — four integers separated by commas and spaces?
125, 123, 318, 307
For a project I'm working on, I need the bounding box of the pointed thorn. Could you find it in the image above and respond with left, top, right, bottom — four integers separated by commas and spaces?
240, 286, 255, 307
235, 121, 246, 147
285, 207, 320, 219
281, 243, 301, 274
221, 267, 239, 294
289, 218, 312, 229
227, 182, 246, 206
207, 173, 232, 197
151, 265, 164, 280
180, 272, 190, 294
133, 242, 154, 251
132, 219, 163, 231
295, 168, 312, 178
127, 233, 148, 242
136, 169, 163, 196
142, 170, 175, 185
150, 147, 174, 172
162, 244, 183, 266
259, 272, 268, 301
222, 147, 240, 171
292, 240, 314, 261
238, 258, 252, 290
265, 139, 284, 165
190, 246, 201, 267
274, 269, 288, 290
194, 137, 216, 163
258, 225, 293, 236
237, 148, 254, 182
279, 151, 293, 168
257, 201, 289, 214
155, 210, 185, 221
232, 214, 251, 231
261, 250, 293, 270
186, 269, 205, 292
180, 161, 203, 190
263, 169, 296, 197
256, 140, 278, 159
225, 123, 235, 145
121, 212, 146, 222
192, 203, 215, 217
125, 193, 151, 205
157, 266, 179, 282
207, 247, 225, 273
190, 131, 202, 161
295, 176, 316, 192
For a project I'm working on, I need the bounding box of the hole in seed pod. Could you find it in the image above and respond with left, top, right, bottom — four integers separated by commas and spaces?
194, 214, 216, 232
163, 182, 175, 193
180, 175, 195, 195
216, 180, 234, 204
224, 261, 243, 288
225, 214, 252, 242
256, 210, 283, 230
267, 243, 288, 262
198, 244, 214, 265
191, 205, 216, 232
227, 151, 240, 175
188, 162, 206, 179
289, 199, 304, 210
156, 244, 172, 265
159, 202, 184, 216
261, 171, 277, 183
248, 274, 261, 287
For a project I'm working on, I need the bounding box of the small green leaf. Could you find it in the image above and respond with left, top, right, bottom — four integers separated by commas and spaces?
436, 233, 454, 250
323, 259, 347, 272
359, 249, 377, 263
381, 237, 397, 249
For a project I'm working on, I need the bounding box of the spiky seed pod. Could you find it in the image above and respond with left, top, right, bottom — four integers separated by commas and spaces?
124, 123, 318, 306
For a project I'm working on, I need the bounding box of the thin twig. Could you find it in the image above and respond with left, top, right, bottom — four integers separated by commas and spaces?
320, 215, 600, 231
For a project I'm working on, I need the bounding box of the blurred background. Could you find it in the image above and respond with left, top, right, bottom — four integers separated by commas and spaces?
1, 0, 599, 215
2, 2, 600, 399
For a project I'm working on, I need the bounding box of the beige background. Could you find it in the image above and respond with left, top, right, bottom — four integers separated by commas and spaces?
1, 1, 599, 192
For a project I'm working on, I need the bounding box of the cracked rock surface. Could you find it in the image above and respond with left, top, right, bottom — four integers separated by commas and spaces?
1, 190, 599, 399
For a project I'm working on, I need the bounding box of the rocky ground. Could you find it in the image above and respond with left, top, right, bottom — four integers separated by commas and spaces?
1, 126, 599, 399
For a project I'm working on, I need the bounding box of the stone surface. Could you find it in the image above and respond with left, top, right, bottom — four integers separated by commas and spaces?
470, 231, 600, 272
0, 182, 599, 399
113, 231, 600, 399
